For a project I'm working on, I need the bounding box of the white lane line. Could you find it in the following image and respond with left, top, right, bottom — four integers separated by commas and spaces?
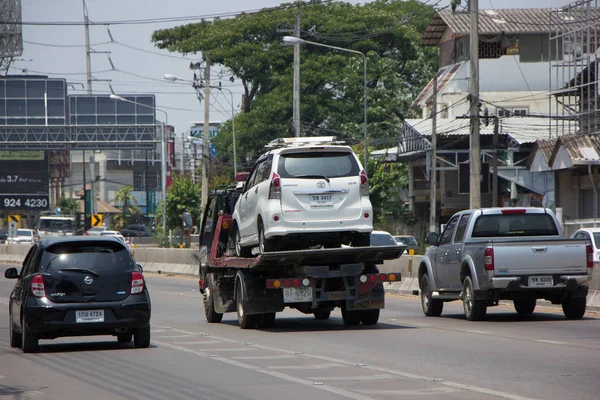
150, 329, 169, 333
0, 374, 6, 379
201, 348, 257, 352
308, 374, 394, 381
173, 340, 223, 345
269, 363, 340, 370
152, 334, 195, 339
153, 340, 377, 400
0, 297, 9, 305
232, 355, 297, 360
535, 340, 565, 345
465, 330, 491, 335
357, 388, 457, 395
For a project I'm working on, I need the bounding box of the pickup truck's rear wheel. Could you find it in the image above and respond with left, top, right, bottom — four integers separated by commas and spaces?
341, 306, 361, 326
562, 294, 587, 319
236, 283, 258, 329
462, 276, 487, 321
514, 296, 536, 315
235, 227, 252, 257
420, 274, 443, 317
204, 274, 223, 323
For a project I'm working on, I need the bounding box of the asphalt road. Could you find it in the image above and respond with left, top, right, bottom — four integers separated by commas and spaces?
1, 263, 599, 400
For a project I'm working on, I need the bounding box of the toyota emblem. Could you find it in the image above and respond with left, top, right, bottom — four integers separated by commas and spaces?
84, 276, 94, 285
316, 181, 326, 188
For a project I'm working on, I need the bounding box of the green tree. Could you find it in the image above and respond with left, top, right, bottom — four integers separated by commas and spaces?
111, 185, 142, 229
156, 174, 202, 233
152, 0, 438, 161
56, 196, 79, 216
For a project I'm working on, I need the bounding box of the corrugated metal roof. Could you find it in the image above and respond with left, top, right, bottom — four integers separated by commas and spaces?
410, 62, 464, 110
420, 8, 592, 46
549, 134, 600, 166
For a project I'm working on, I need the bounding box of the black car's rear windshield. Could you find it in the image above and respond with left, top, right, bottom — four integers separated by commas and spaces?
277, 151, 360, 179
471, 213, 559, 237
42, 241, 134, 272
371, 233, 398, 246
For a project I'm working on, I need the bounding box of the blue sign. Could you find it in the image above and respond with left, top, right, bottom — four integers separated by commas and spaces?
210, 144, 217, 158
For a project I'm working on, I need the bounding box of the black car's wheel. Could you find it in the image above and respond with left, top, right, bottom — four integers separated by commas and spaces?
204, 274, 223, 323
21, 313, 38, 353
462, 276, 487, 321
257, 313, 276, 329
360, 309, 380, 325
258, 221, 276, 253
9, 309, 21, 348
235, 227, 252, 257
562, 294, 587, 319
420, 274, 443, 317
514, 296, 536, 315
341, 306, 361, 326
352, 233, 370, 247
133, 325, 151, 348
117, 332, 133, 343
236, 283, 257, 329
313, 311, 331, 320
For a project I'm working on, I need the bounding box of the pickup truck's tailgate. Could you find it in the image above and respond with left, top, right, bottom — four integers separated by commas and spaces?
492, 240, 587, 275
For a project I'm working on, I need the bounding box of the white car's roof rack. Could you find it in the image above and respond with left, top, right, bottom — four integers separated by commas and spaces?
264, 136, 345, 149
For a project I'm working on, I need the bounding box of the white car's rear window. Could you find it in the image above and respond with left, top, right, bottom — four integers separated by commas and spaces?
277, 152, 359, 178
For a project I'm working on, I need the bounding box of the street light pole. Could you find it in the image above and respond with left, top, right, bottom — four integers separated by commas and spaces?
110, 94, 168, 235
282, 36, 368, 173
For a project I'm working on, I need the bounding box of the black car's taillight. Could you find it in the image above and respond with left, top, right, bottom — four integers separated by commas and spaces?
31, 274, 46, 297
131, 271, 144, 294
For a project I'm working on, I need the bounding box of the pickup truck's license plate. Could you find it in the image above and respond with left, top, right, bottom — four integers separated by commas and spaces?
283, 287, 312, 303
528, 276, 553, 287
310, 195, 332, 205
76, 310, 104, 323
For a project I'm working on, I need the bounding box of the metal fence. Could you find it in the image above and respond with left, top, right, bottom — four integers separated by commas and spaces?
563, 219, 600, 237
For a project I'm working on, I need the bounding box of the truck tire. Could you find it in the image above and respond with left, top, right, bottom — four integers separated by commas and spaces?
341, 306, 361, 326
21, 313, 39, 353
360, 309, 380, 325
236, 283, 258, 329
313, 311, 331, 320
258, 313, 276, 329
204, 274, 223, 323
258, 221, 276, 253
420, 274, 443, 317
235, 227, 252, 257
462, 276, 487, 321
513, 296, 536, 315
562, 294, 587, 319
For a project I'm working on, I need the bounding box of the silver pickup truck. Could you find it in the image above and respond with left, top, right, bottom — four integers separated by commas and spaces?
419, 207, 593, 321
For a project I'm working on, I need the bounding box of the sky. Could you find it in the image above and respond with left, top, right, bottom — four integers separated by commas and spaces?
13, 0, 573, 136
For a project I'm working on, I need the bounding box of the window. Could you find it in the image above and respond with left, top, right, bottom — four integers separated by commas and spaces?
453, 214, 471, 243
471, 214, 559, 237
439, 216, 459, 245
5, 80, 25, 97
26, 81, 46, 98
42, 241, 133, 273
277, 152, 359, 179
497, 107, 528, 117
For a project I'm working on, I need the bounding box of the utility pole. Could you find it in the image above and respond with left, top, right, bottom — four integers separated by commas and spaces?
469, 0, 481, 209
82, 0, 91, 230
293, 12, 301, 137
492, 116, 499, 207
429, 73, 438, 233
201, 56, 211, 213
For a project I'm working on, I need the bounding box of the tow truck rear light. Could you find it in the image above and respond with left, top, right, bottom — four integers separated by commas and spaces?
359, 170, 369, 196
131, 271, 144, 294
484, 247, 494, 271
501, 209, 526, 214
31, 274, 46, 298
266, 278, 311, 289
586, 244, 594, 269
269, 172, 281, 199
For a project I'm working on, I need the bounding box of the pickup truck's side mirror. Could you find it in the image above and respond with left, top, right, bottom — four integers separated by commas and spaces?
425, 233, 439, 246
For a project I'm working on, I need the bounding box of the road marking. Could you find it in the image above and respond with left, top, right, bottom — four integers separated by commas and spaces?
0, 297, 9, 305
152, 334, 194, 339
269, 363, 339, 370
173, 340, 223, 345
232, 355, 297, 360
150, 329, 169, 333
357, 388, 457, 395
535, 340, 565, 345
0, 374, 6, 379
152, 340, 377, 400
309, 374, 394, 381
201, 347, 257, 352
465, 330, 491, 335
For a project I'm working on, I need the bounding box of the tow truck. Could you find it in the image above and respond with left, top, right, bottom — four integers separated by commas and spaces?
197, 184, 405, 329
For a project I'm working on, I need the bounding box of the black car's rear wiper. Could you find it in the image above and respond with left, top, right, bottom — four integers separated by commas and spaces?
59, 268, 100, 277
292, 174, 330, 182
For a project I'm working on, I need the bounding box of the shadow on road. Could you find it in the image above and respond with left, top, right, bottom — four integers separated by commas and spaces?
439, 311, 598, 323
30, 340, 157, 354
220, 316, 418, 332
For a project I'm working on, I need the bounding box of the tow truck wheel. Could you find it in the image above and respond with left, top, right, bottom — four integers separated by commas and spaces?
341, 306, 361, 326
562, 294, 586, 319
236, 283, 258, 329
360, 309, 380, 325
313, 311, 331, 320
258, 313, 276, 329
205, 274, 223, 323
235, 227, 252, 257
420, 274, 443, 317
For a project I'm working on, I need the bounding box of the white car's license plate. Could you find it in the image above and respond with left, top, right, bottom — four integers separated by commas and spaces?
528, 276, 553, 287
283, 287, 313, 303
310, 195, 332, 205
76, 310, 104, 323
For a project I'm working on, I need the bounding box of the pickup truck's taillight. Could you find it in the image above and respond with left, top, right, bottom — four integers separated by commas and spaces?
268, 172, 281, 199
484, 247, 494, 271
586, 244, 593, 269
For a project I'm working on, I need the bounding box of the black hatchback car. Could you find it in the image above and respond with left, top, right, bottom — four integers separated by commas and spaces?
4, 236, 151, 352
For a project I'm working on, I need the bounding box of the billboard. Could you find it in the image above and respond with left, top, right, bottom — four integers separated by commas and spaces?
0, 150, 49, 211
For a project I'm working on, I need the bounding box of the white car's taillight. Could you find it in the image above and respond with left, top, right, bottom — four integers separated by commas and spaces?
131, 271, 144, 294
359, 170, 369, 196
268, 172, 281, 199
31, 274, 46, 297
